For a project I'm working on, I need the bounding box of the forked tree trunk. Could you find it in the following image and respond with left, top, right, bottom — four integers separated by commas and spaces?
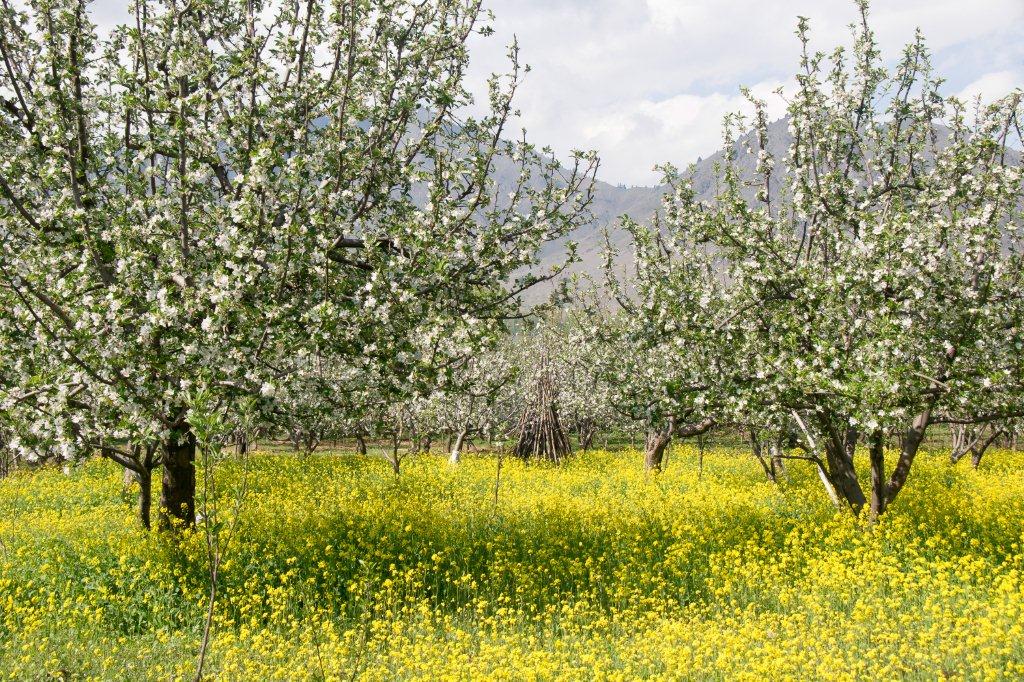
951, 423, 1002, 469
159, 427, 196, 530
647, 417, 715, 474
303, 431, 321, 457
883, 409, 931, 507
824, 427, 867, 512
971, 426, 1006, 469
950, 424, 974, 465
355, 435, 367, 455
750, 430, 778, 483
578, 420, 597, 451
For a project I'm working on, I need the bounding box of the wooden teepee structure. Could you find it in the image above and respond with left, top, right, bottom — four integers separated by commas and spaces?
513, 361, 571, 463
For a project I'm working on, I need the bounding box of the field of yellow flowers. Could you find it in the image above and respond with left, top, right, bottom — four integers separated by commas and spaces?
1, 446, 1023, 681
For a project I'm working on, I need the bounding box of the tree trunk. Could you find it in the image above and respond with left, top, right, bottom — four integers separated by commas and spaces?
950, 424, 972, 464
750, 430, 777, 483
137, 467, 153, 530
355, 435, 367, 456
971, 427, 1003, 469
578, 421, 596, 451
883, 409, 930, 508
303, 432, 320, 457
644, 427, 672, 472
868, 432, 887, 521
769, 443, 787, 482
824, 428, 867, 513
123, 466, 139, 489
0, 438, 12, 479
449, 428, 469, 464
388, 430, 401, 475
159, 427, 196, 530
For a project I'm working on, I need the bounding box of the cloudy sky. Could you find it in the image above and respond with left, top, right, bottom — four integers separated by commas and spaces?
85, 0, 1023, 186
465, 0, 1024, 185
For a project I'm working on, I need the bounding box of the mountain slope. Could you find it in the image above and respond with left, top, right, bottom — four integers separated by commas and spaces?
520, 117, 793, 303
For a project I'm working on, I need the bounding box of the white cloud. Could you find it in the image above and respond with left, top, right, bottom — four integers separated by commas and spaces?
579, 78, 793, 185
80, 0, 1024, 185
470, 0, 1024, 185
958, 71, 1021, 104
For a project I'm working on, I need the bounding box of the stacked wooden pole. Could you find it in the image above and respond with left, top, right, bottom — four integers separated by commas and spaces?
513, 360, 571, 463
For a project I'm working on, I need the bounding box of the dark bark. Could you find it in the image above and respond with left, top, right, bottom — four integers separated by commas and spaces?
110, 444, 157, 530
387, 429, 401, 475
355, 435, 367, 456
868, 432, 887, 521
159, 427, 196, 530
971, 428, 1003, 469
0, 437, 12, 479
883, 409, 930, 507
302, 431, 320, 456
137, 466, 153, 530
645, 417, 713, 473
824, 427, 867, 512
750, 430, 777, 483
675, 418, 715, 439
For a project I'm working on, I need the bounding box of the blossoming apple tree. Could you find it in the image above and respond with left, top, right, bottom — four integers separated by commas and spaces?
643, 2, 1023, 514
0, 0, 595, 528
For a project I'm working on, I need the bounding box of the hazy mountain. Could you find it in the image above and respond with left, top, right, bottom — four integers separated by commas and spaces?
513, 117, 794, 303
515, 116, 1021, 304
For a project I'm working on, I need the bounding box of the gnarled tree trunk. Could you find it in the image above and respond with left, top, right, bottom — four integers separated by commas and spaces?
644, 423, 673, 472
